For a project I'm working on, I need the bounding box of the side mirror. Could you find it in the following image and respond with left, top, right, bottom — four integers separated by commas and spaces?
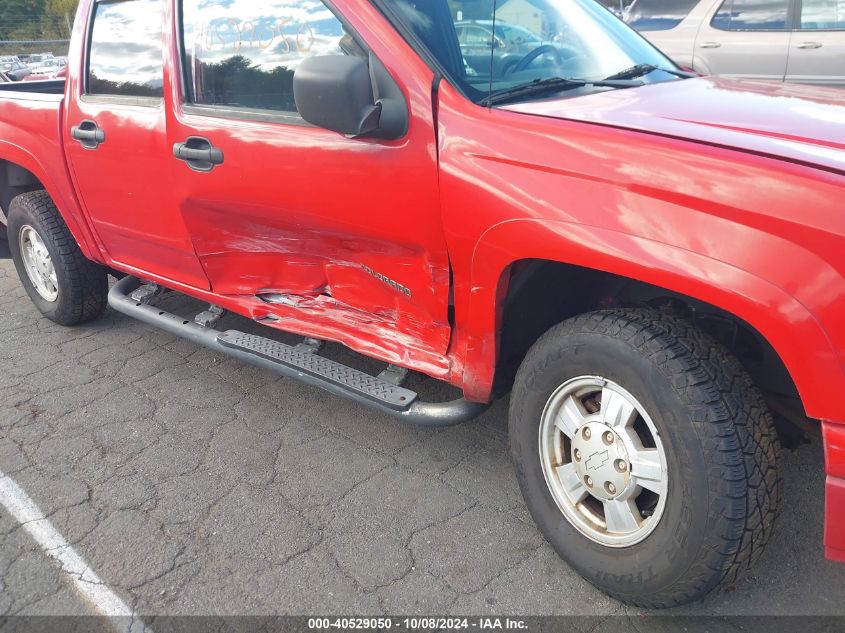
293, 54, 407, 140
294, 56, 379, 137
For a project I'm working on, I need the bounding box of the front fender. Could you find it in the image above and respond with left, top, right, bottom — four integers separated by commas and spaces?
463, 217, 845, 424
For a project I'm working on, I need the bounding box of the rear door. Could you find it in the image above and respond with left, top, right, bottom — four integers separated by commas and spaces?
166, 0, 453, 355
693, 0, 791, 79
64, 0, 208, 288
786, 0, 845, 86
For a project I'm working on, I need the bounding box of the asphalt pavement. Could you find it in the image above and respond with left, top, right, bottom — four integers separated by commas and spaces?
1, 252, 844, 622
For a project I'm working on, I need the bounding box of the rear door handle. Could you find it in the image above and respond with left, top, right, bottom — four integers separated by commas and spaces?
71, 120, 105, 150
796, 41, 822, 49
699, 41, 721, 49
173, 136, 224, 172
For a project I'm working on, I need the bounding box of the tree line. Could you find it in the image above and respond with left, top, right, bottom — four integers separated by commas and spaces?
0, 0, 79, 41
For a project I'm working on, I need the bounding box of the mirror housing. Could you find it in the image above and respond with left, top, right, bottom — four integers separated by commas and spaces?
293, 54, 407, 140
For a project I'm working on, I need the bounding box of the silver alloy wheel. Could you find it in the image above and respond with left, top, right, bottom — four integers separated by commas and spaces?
19, 225, 59, 302
539, 376, 668, 547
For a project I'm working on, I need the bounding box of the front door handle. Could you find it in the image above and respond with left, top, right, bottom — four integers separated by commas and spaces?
796, 41, 823, 49
699, 41, 721, 49
71, 120, 105, 150
173, 136, 224, 172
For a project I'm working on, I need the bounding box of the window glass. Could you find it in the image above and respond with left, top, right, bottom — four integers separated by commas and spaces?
711, 0, 789, 30
496, 24, 543, 46
626, 0, 699, 31
464, 26, 495, 46
88, 0, 163, 97
800, 0, 845, 28
181, 0, 352, 114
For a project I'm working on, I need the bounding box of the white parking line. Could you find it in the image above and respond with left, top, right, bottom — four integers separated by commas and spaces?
0, 470, 151, 633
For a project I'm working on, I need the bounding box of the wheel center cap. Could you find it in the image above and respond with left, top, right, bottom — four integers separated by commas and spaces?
33, 246, 49, 270
571, 421, 630, 500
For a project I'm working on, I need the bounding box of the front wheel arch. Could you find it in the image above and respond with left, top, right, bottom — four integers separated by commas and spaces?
461, 220, 834, 423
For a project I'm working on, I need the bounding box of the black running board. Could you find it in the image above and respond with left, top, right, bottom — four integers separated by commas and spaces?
108, 276, 488, 426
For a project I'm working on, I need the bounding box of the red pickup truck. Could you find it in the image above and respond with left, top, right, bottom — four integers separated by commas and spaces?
1, 0, 843, 608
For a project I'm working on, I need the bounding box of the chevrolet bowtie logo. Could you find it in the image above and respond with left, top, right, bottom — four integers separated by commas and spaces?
585, 450, 610, 472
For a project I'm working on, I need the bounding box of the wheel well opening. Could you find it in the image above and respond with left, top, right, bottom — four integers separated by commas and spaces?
0, 161, 43, 226
495, 260, 810, 443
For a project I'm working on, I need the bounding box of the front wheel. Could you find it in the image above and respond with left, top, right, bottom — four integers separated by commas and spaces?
509, 309, 781, 608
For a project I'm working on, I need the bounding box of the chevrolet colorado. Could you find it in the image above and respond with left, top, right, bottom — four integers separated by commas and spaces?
1, 0, 843, 608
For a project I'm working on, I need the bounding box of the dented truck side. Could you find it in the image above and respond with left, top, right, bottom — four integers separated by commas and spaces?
1, 0, 844, 608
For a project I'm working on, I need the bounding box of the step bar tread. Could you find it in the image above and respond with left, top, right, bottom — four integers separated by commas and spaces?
217, 330, 417, 410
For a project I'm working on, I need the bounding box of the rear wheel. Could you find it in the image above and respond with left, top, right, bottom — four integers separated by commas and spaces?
509, 309, 781, 607
8, 190, 108, 326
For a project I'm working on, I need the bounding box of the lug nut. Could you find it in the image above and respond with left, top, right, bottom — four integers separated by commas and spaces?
603, 431, 614, 445
615, 459, 627, 472
573, 448, 582, 461
583, 427, 591, 440
584, 476, 593, 488
605, 482, 617, 495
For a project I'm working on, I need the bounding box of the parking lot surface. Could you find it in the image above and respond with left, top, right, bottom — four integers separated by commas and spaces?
1, 249, 844, 619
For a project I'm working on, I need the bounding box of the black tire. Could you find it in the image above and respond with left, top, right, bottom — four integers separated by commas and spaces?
7, 190, 107, 326
509, 309, 782, 608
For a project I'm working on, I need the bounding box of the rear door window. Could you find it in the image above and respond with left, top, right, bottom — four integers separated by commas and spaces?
799, 0, 845, 29
626, 0, 700, 30
710, 0, 790, 30
87, 0, 164, 98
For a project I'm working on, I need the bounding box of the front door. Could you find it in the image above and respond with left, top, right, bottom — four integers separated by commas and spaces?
786, 0, 845, 86
694, 0, 791, 80
166, 0, 452, 356
64, 0, 208, 289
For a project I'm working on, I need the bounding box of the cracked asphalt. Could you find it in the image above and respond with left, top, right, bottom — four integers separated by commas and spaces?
1, 244, 844, 620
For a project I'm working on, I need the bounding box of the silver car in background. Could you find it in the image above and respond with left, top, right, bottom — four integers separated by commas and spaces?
625, 0, 845, 86
0, 57, 31, 82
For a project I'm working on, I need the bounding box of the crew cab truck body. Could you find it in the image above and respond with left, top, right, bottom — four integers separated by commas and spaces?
1, 0, 844, 607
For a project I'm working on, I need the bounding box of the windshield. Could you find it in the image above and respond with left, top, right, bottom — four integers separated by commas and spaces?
378, 0, 679, 104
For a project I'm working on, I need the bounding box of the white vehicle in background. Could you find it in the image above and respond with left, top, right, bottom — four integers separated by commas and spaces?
30, 57, 67, 76
24, 53, 54, 69
625, 0, 845, 86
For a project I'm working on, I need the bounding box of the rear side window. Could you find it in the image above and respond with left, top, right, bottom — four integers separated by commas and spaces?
800, 0, 845, 29
87, 0, 164, 98
180, 0, 350, 115
626, 0, 699, 30
710, 0, 789, 30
